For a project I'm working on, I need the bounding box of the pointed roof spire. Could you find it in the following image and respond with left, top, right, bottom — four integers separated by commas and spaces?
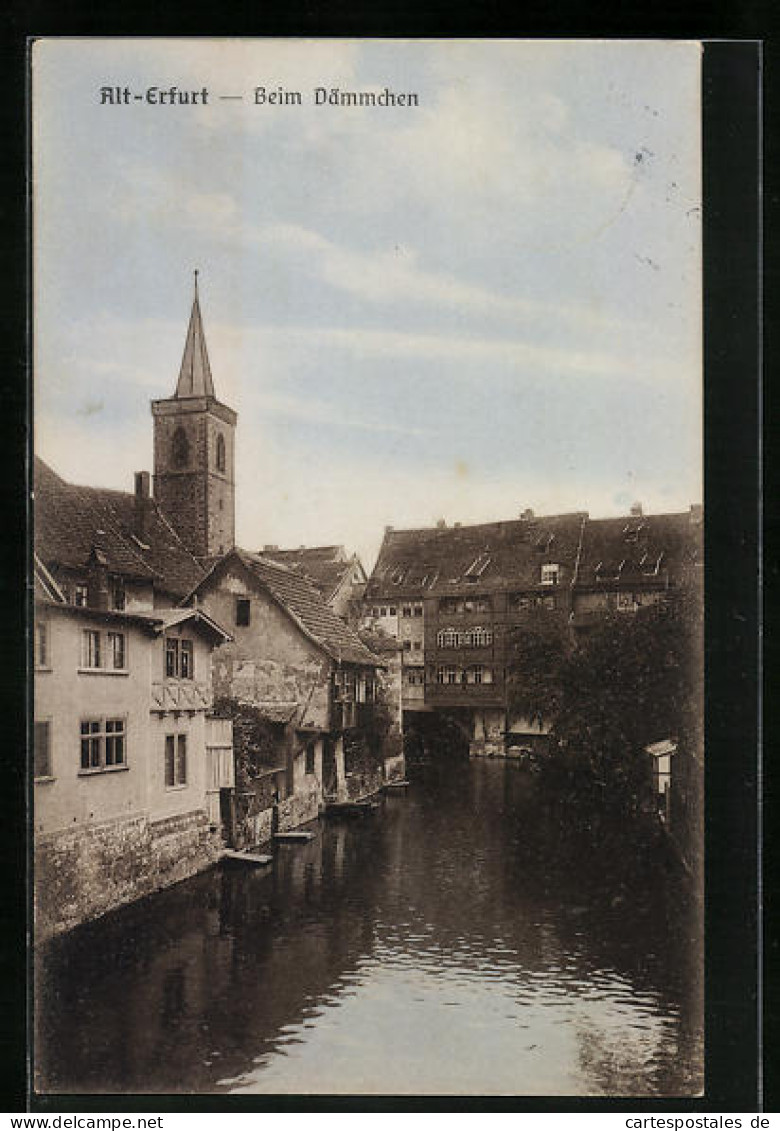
175, 269, 216, 398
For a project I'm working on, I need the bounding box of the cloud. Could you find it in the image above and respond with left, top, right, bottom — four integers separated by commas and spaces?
252, 391, 433, 438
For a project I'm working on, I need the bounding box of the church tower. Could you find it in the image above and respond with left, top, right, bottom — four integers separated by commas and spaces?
151, 274, 237, 560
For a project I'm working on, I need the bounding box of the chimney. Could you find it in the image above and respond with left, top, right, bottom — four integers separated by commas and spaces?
520, 508, 535, 521
436, 518, 446, 529
263, 543, 278, 552
86, 546, 110, 611
384, 525, 394, 535
134, 471, 151, 541
630, 501, 643, 517
689, 503, 703, 525
453, 522, 461, 529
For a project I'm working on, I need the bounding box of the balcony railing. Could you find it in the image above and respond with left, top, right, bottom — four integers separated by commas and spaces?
151, 680, 213, 712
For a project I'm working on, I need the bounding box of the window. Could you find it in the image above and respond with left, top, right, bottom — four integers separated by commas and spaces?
413, 640, 422, 651
389, 606, 397, 616
414, 603, 423, 617
74, 583, 88, 607
402, 605, 412, 618
107, 631, 126, 670
165, 734, 187, 787
543, 596, 556, 610
406, 668, 424, 685
172, 426, 189, 468
465, 665, 494, 685
305, 743, 316, 775
165, 637, 194, 679
437, 665, 460, 685
616, 592, 636, 611
541, 563, 560, 586
111, 580, 126, 611
105, 719, 126, 766
235, 598, 251, 627
34, 721, 51, 779
35, 621, 49, 668
403, 640, 412, 651
380, 606, 387, 616
468, 627, 493, 647
80, 718, 126, 772
439, 596, 490, 614
437, 627, 460, 648
216, 433, 226, 473
81, 629, 101, 669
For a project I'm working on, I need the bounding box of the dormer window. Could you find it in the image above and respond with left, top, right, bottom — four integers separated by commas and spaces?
541, 563, 560, 586
622, 523, 645, 544
464, 554, 491, 582
641, 552, 664, 577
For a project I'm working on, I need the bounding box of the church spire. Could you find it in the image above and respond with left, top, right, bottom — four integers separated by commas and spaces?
175, 269, 215, 398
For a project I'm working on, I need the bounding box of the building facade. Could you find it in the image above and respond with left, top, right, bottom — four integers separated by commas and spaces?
186, 548, 392, 845
34, 576, 231, 940
363, 506, 703, 756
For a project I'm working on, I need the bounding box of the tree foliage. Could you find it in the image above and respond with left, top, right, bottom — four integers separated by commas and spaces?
505, 608, 571, 730
212, 697, 285, 790
552, 592, 703, 817
506, 591, 703, 820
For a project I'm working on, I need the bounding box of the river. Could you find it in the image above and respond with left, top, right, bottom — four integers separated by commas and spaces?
35, 758, 703, 1097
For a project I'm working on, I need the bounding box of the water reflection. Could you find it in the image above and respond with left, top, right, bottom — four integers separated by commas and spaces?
36, 760, 702, 1096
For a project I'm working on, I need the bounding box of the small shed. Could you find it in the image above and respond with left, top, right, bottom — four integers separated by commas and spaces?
645, 738, 677, 825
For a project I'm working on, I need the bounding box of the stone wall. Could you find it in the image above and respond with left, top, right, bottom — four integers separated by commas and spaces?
35, 809, 221, 942
245, 780, 321, 848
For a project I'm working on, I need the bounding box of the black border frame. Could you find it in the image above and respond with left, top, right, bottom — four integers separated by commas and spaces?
0, 28, 765, 1114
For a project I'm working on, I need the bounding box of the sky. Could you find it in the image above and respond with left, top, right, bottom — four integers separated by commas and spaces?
33, 39, 702, 570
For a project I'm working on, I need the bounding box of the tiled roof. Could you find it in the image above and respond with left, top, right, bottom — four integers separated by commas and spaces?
366, 508, 703, 599
190, 548, 380, 668
575, 512, 702, 588
132, 607, 232, 644
34, 457, 205, 600
33, 553, 66, 603
365, 514, 588, 599
262, 545, 363, 601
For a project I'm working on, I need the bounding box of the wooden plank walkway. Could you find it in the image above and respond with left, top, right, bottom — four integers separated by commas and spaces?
324, 800, 380, 818
221, 849, 273, 866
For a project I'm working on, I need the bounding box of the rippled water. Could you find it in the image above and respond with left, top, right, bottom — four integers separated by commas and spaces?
35, 759, 703, 1096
